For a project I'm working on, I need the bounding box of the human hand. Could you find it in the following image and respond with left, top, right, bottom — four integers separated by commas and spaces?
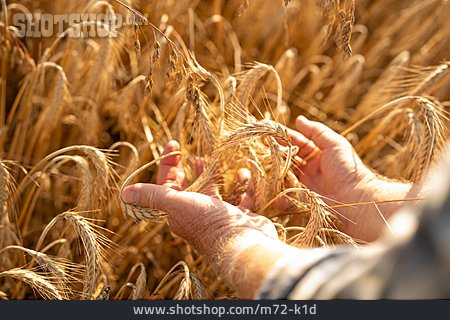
122, 141, 278, 258
288, 116, 414, 242
288, 115, 375, 205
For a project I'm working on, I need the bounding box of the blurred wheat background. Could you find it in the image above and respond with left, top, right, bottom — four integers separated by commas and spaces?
0, 0, 449, 300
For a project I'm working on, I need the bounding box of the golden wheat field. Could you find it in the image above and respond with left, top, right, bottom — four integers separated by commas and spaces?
0, 0, 449, 300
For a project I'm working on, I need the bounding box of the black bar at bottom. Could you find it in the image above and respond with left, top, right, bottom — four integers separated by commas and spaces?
0, 300, 447, 320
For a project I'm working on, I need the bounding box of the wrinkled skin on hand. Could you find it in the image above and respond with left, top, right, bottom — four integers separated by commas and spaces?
288, 116, 414, 242
288, 116, 375, 206
123, 116, 409, 252
122, 141, 277, 258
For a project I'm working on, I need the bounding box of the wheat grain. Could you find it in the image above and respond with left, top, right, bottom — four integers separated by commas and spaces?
1, 0, 450, 301
0, 268, 64, 300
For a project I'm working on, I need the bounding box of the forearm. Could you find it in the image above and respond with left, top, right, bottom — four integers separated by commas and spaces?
214, 230, 299, 299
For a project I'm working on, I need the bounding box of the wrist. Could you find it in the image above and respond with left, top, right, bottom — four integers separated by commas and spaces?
211, 229, 286, 298
338, 172, 424, 242
365, 175, 413, 202
335, 166, 378, 205
211, 229, 270, 270
349, 167, 412, 204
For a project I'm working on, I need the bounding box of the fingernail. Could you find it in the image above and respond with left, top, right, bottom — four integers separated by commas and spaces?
123, 189, 138, 204
164, 140, 180, 153
298, 115, 307, 122
237, 168, 251, 182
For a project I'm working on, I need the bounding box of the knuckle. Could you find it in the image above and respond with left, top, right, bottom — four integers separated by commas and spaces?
336, 134, 350, 145
145, 187, 156, 208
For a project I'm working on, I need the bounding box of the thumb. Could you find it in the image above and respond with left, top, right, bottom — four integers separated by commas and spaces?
237, 168, 254, 212
122, 183, 220, 216
122, 183, 234, 256
122, 183, 181, 213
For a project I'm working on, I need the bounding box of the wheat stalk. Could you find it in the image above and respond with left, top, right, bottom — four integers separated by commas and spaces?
36, 211, 110, 299
0, 268, 64, 300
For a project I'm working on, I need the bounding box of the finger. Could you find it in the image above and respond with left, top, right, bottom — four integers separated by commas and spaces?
195, 157, 206, 177
123, 183, 207, 215
275, 195, 290, 212
237, 168, 254, 212
122, 183, 179, 210
295, 115, 343, 150
285, 125, 319, 159
157, 141, 188, 190
274, 177, 301, 212
122, 183, 216, 231
157, 140, 181, 185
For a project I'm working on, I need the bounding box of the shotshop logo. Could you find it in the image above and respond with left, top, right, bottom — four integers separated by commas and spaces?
12, 13, 148, 38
